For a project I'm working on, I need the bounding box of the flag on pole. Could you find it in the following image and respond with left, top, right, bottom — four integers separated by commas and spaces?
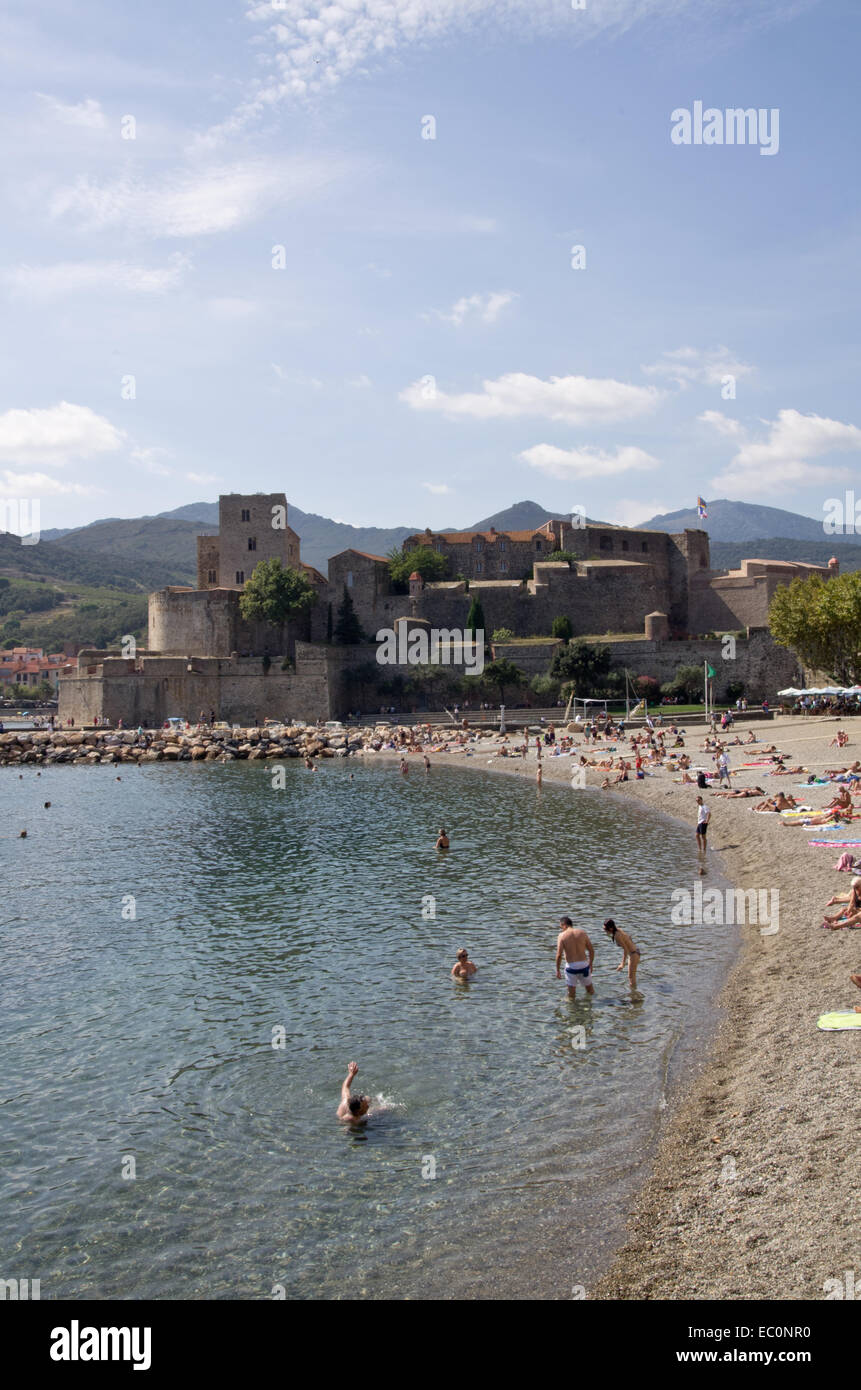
697, 496, 708, 519
706, 663, 716, 679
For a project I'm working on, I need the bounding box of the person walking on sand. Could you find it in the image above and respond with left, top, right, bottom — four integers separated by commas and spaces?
555, 917, 595, 998
451, 948, 477, 979
603, 918, 641, 990
336, 1061, 370, 1123
696, 796, 710, 872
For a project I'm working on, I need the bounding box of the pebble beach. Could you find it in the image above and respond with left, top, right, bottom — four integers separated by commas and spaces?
377, 712, 860, 1301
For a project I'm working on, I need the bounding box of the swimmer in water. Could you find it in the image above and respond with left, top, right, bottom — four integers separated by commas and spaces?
603, 918, 641, 990
436, 827, 449, 850
400, 757, 409, 775
555, 916, 595, 998
451, 947, 476, 978
336, 1061, 370, 1123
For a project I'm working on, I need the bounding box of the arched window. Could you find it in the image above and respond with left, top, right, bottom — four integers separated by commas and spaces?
346, 571, 354, 588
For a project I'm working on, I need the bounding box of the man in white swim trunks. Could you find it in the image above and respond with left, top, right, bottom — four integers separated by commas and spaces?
555, 916, 595, 998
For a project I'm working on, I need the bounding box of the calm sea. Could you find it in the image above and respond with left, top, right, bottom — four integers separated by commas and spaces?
1, 758, 735, 1300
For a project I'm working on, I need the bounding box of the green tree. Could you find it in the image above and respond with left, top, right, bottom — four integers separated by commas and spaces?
333, 585, 364, 644
770, 571, 861, 685
551, 615, 573, 643
465, 596, 486, 638
664, 664, 705, 700
491, 627, 514, 642
239, 558, 317, 627
388, 546, 449, 591
482, 658, 526, 704
531, 673, 560, 703
550, 639, 612, 694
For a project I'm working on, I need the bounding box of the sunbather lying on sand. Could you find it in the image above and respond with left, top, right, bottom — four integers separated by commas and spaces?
753, 791, 795, 810
781, 807, 845, 826
770, 765, 806, 776
714, 786, 766, 799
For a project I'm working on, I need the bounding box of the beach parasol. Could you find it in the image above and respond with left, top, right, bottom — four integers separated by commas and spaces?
777, 688, 802, 696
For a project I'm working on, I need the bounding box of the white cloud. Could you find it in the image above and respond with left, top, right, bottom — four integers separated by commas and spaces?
401, 372, 661, 425
186, 472, 219, 485
610, 498, 671, 527
520, 444, 661, 480
0, 470, 99, 497
642, 346, 754, 388
698, 410, 743, 437
131, 448, 172, 477
4, 255, 189, 299
36, 94, 106, 129
271, 365, 324, 389
422, 482, 452, 495
711, 409, 861, 497
49, 158, 346, 238
0, 402, 124, 466
430, 290, 517, 326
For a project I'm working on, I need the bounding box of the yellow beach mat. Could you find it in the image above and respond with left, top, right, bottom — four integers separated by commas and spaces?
817, 1011, 861, 1031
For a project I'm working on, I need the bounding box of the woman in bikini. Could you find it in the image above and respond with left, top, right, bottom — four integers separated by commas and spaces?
603, 918, 641, 989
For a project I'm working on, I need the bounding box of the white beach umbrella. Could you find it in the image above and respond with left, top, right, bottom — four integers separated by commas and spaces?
777, 687, 802, 696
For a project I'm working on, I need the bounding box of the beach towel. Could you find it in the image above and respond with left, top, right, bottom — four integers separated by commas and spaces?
808, 839, 861, 847
817, 1012, 861, 1031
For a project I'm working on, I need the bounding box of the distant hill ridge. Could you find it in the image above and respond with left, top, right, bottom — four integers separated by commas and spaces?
8, 495, 850, 592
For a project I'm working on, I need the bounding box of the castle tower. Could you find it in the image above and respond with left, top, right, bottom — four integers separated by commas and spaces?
197, 492, 301, 589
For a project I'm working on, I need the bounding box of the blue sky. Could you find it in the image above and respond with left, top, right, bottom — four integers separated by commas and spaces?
1, 0, 859, 534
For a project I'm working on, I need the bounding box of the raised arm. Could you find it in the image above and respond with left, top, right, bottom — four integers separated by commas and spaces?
341, 1061, 358, 1104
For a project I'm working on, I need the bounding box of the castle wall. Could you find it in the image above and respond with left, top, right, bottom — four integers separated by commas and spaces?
59, 643, 335, 727
197, 536, 220, 589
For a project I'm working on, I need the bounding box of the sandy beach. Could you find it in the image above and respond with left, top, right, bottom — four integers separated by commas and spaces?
374, 713, 861, 1300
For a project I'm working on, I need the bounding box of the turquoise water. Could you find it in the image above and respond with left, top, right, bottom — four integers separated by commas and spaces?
2, 759, 734, 1299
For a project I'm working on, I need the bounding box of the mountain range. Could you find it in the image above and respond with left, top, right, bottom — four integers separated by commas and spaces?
6, 496, 857, 592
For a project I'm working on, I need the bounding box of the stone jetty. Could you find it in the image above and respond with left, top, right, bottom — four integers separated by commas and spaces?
0, 721, 491, 767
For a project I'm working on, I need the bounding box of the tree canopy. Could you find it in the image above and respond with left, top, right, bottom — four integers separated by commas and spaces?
769, 571, 861, 685
388, 546, 449, 590
549, 639, 612, 694
481, 658, 527, 704
239, 558, 317, 627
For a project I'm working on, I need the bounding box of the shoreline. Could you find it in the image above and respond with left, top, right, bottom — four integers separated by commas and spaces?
368, 717, 859, 1300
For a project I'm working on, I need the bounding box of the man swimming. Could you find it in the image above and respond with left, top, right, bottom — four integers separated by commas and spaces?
603, 918, 641, 990
555, 916, 595, 998
336, 1061, 371, 1123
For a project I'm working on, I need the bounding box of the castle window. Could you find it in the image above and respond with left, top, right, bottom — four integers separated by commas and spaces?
346, 571, 353, 588
600, 537, 612, 551
475, 562, 483, 575
241, 509, 251, 522
248, 537, 257, 551
500, 561, 508, 573
535, 540, 543, 552
474, 538, 483, 551
499, 539, 507, 551
207, 569, 216, 584
235, 570, 245, 584
641, 542, 649, 553
622, 540, 629, 552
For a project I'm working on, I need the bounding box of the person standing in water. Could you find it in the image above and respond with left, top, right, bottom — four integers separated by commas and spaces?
435, 827, 449, 850
603, 918, 641, 990
555, 916, 595, 998
451, 948, 476, 978
695, 796, 710, 872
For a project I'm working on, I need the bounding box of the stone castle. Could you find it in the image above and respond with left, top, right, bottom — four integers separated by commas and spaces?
60, 492, 832, 725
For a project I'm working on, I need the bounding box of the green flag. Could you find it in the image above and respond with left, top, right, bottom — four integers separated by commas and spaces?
706, 663, 716, 679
